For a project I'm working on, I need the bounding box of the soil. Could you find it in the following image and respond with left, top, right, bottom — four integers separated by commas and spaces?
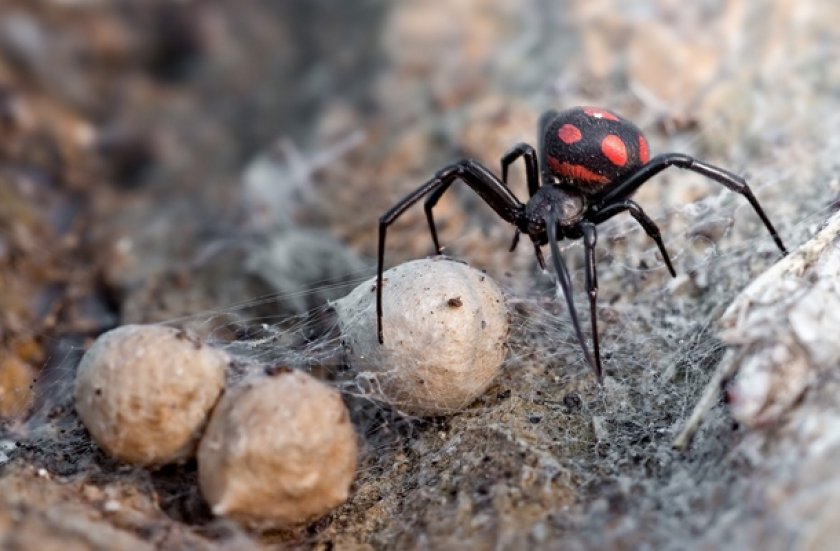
1, 1, 838, 549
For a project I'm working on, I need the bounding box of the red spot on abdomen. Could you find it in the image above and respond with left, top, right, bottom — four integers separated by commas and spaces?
638, 135, 650, 163
601, 135, 628, 167
557, 124, 582, 144
583, 107, 620, 121
547, 157, 610, 185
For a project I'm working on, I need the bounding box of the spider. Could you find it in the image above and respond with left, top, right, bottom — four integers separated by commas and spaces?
376, 106, 787, 380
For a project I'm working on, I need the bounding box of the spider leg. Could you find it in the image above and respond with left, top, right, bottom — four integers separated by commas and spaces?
501, 143, 540, 197
545, 213, 599, 379
501, 144, 540, 250
509, 229, 521, 252
591, 199, 677, 277
594, 153, 787, 255
422, 158, 524, 255
423, 181, 448, 254
538, 109, 559, 178
379, 159, 524, 343
533, 243, 546, 270
581, 222, 602, 376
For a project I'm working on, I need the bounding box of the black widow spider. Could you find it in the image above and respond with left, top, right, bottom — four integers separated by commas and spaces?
376, 106, 787, 380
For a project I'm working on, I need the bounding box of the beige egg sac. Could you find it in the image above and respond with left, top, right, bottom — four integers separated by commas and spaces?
197, 369, 358, 529
73, 324, 228, 467
332, 257, 510, 416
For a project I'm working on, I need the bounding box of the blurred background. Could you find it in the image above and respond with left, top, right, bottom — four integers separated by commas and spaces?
0, 0, 838, 549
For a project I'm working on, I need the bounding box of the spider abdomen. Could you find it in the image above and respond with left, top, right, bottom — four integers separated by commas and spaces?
542, 106, 650, 194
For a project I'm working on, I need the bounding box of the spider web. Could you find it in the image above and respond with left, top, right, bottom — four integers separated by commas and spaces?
2, 105, 838, 549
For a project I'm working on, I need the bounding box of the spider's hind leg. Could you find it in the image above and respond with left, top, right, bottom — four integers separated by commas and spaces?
595, 153, 787, 255
591, 199, 677, 277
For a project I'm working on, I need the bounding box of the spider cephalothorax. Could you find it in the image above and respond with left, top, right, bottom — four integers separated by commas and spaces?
376, 106, 787, 380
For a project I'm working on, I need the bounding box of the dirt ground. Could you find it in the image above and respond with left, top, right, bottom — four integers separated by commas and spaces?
1, 0, 839, 549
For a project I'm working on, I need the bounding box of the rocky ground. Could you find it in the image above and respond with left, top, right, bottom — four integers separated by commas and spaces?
1, 0, 838, 549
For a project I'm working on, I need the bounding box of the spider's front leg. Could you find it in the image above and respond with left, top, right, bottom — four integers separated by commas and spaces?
581, 222, 602, 378
378, 159, 524, 344
545, 213, 599, 379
